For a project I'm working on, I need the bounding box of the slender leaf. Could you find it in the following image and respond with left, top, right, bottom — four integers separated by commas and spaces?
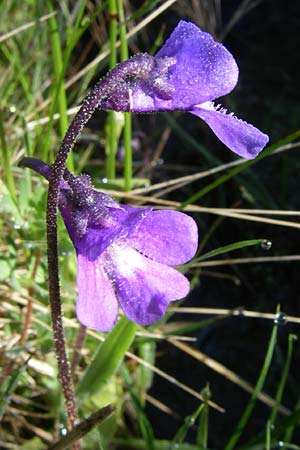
76, 316, 137, 398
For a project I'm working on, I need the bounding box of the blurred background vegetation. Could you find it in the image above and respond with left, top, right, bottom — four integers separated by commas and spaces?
1, 1, 300, 449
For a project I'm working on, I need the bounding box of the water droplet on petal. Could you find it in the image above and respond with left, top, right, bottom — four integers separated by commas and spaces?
261, 239, 272, 250
274, 312, 287, 326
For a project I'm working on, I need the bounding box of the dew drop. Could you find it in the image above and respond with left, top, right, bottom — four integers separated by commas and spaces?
274, 312, 287, 326
189, 417, 195, 425
101, 177, 108, 184
277, 441, 285, 448
261, 239, 272, 250
59, 425, 67, 436
10, 105, 16, 113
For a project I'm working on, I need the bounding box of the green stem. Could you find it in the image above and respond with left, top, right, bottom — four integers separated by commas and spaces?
117, 0, 132, 191
47, 0, 74, 172
0, 110, 17, 203
224, 308, 279, 450
107, 0, 118, 180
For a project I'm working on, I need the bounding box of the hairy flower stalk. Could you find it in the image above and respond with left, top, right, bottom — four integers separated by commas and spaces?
19, 20, 269, 440
44, 54, 158, 433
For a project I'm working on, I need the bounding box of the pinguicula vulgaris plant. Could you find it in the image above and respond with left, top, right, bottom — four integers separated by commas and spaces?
20, 20, 269, 440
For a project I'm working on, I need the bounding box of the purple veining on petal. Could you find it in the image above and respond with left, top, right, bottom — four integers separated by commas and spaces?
104, 244, 190, 326
190, 102, 269, 159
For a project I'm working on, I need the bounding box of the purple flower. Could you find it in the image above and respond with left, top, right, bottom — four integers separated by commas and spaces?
101, 20, 269, 159
24, 158, 198, 331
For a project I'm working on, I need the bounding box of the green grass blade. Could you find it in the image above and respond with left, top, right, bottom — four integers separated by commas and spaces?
47, 3, 68, 137
171, 403, 204, 449
224, 308, 280, 450
120, 364, 155, 450
269, 333, 295, 426
46, 1, 73, 171
239, 408, 300, 449
194, 239, 265, 263
117, 0, 133, 191
76, 316, 137, 399
197, 386, 210, 449
265, 420, 272, 450
0, 363, 26, 418
0, 110, 17, 203
106, 0, 118, 180
113, 438, 199, 450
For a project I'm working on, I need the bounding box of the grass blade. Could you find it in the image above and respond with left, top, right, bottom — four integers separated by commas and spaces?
76, 316, 137, 399
224, 308, 280, 450
194, 239, 265, 263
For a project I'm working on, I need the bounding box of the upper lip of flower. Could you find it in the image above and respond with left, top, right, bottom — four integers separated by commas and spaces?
100, 20, 269, 159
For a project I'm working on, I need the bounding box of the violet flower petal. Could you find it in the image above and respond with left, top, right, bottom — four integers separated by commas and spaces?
126, 210, 198, 265
76, 253, 119, 331
154, 20, 239, 108
191, 103, 269, 159
105, 245, 190, 326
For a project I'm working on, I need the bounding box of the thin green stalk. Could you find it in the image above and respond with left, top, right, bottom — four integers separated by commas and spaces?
196, 386, 210, 449
1, 42, 34, 105
269, 333, 295, 425
224, 308, 279, 450
0, 110, 17, 203
42, 1, 86, 168
123, 113, 132, 190
23, 121, 33, 198
265, 420, 272, 450
283, 337, 299, 444
107, 0, 118, 180
117, 0, 132, 191
47, 1, 73, 171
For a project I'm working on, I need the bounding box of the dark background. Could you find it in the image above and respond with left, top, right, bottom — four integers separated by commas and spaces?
133, 1, 300, 448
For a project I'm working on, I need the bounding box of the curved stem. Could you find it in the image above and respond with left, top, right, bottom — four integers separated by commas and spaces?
46, 92, 102, 431
46, 53, 154, 435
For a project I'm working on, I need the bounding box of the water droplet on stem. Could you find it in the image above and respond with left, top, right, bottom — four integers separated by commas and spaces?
274, 312, 287, 326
